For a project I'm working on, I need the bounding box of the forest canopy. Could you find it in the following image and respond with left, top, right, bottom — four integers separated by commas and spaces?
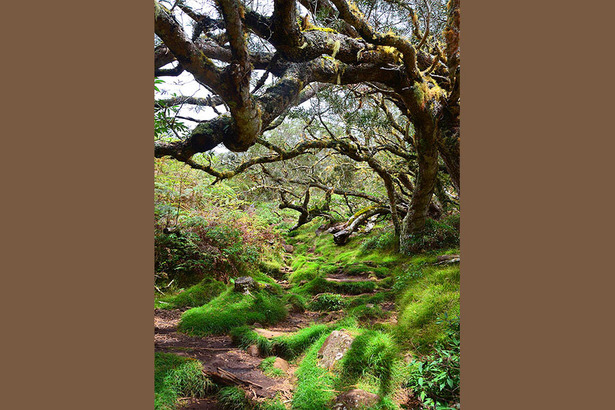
154, 0, 460, 253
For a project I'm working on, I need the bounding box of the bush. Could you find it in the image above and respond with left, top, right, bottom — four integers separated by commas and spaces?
309, 293, 346, 311
408, 214, 460, 252
407, 316, 460, 409
360, 230, 398, 252
155, 216, 263, 287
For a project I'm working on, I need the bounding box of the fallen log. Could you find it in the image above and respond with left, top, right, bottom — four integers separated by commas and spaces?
333, 207, 389, 245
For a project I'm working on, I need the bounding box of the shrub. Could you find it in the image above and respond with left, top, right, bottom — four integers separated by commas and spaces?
407, 214, 460, 252
155, 212, 282, 287
309, 293, 346, 311
360, 230, 398, 252
407, 316, 460, 409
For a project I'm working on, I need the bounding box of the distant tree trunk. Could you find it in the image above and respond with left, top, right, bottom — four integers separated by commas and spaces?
399, 124, 440, 254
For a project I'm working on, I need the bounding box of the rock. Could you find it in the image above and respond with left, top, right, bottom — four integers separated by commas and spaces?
333, 389, 380, 409
272, 357, 289, 373
366, 303, 374, 309
247, 344, 260, 357
234, 276, 258, 294
317, 330, 355, 369
282, 244, 294, 253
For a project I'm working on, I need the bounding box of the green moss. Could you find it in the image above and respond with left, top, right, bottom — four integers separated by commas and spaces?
292, 326, 406, 410
154, 353, 215, 410
218, 386, 249, 410
336, 330, 402, 396
297, 276, 376, 295
347, 304, 386, 321
155, 278, 226, 309
178, 287, 287, 336
231, 323, 333, 360
258, 260, 283, 278
395, 262, 460, 351
291, 331, 337, 409
303, 26, 338, 33
286, 293, 307, 313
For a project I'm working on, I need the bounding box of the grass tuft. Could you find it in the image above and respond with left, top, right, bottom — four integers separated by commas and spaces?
179, 287, 287, 336
154, 352, 214, 410
218, 386, 249, 410
155, 278, 226, 309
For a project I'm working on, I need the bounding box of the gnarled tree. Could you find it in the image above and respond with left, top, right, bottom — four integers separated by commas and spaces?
154, 0, 460, 254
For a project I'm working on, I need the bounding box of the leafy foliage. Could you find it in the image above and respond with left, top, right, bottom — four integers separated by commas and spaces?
407, 316, 460, 409
308, 293, 347, 311
408, 215, 460, 252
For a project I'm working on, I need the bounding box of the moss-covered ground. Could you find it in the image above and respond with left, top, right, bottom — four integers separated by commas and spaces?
154, 216, 459, 409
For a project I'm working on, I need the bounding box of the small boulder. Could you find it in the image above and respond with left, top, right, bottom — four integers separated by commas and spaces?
317, 330, 355, 369
282, 244, 294, 253
234, 276, 258, 294
333, 389, 380, 409
247, 344, 260, 357
272, 357, 289, 373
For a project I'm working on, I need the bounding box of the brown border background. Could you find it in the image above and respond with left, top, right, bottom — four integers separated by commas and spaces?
4, 1, 614, 409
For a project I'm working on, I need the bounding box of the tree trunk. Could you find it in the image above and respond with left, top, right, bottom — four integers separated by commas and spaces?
399, 125, 440, 254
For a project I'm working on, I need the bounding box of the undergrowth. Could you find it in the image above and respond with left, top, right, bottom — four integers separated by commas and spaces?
407, 316, 460, 409
155, 278, 226, 309
179, 287, 287, 336
154, 353, 214, 410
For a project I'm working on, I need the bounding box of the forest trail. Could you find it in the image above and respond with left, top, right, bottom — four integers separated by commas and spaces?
155, 307, 296, 407
154, 263, 398, 408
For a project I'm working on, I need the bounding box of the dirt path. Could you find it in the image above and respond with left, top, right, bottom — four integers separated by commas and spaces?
154, 263, 396, 408
155, 309, 296, 403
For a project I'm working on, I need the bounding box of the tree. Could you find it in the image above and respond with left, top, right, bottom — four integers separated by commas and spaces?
154, 0, 460, 254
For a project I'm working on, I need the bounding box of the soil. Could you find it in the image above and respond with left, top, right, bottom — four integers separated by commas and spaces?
155, 308, 294, 407
154, 266, 399, 408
